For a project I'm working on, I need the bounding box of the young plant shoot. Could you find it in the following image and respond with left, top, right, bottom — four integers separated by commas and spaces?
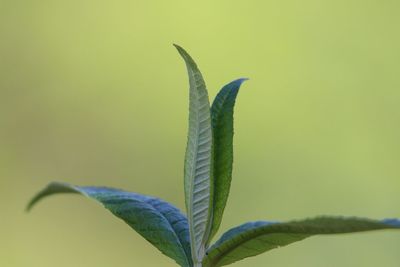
28, 45, 400, 267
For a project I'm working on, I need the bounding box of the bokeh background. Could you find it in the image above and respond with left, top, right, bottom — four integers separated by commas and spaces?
1, 1, 400, 266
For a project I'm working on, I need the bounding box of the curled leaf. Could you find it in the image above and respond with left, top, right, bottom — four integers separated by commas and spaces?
28, 182, 192, 267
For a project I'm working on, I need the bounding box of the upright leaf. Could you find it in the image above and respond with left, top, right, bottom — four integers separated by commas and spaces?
209, 78, 247, 242
28, 182, 192, 267
175, 44, 214, 264
203, 216, 400, 267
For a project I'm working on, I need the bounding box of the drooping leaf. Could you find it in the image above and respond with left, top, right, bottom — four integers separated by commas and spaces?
27, 182, 193, 267
208, 78, 247, 243
174, 44, 214, 264
203, 216, 400, 267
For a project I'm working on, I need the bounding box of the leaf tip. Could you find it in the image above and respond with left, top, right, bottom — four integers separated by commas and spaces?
236, 78, 249, 85
173, 43, 185, 56
173, 44, 198, 68
26, 188, 46, 213
25, 201, 34, 213
383, 218, 400, 227
25, 182, 77, 213
172, 43, 181, 49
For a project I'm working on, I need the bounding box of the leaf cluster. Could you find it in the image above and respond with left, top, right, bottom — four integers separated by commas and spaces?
28, 45, 400, 267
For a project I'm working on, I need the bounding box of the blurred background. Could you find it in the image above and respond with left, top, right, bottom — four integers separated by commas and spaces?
1, 1, 400, 266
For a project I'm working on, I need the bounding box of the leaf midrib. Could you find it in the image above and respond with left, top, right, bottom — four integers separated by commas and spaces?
188, 66, 211, 262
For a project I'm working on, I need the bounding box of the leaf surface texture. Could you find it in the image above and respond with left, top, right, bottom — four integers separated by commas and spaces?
209, 78, 247, 242
28, 182, 192, 267
175, 44, 214, 263
204, 216, 400, 266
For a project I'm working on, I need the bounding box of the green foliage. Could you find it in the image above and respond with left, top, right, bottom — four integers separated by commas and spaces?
174, 44, 214, 264
27, 182, 192, 267
209, 78, 247, 243
28, 46, 400, 267
203, 217, 400, 267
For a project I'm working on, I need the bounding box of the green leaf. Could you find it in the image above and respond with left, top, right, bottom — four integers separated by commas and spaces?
208, 78, 247, 243
27, 182, 193, 267
174, 44, 214, 264
203, 216, 400, 267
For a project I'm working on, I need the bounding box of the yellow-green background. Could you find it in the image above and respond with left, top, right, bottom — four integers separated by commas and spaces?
1, 1, 400, 266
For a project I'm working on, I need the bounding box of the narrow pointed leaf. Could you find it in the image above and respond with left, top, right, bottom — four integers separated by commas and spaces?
209, 78, 247, 242
27, 182, 192, 267
203, 216, 400, 267
175, 44, 214, 263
